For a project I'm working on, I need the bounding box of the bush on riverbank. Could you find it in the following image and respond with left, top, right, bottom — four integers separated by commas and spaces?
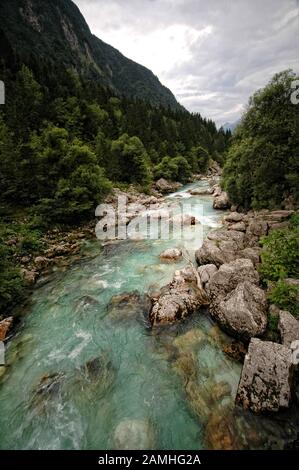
259, 216, 299, 317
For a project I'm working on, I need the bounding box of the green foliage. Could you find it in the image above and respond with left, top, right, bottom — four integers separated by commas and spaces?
223, 70, 299, 209
260, 220, 299, 319
187, 146, 210, 174
259, 225, 299, 281
154, 156, 191, 183
268, 280, 299, 317
267, 312, 279, 332
0, 238, 25, 313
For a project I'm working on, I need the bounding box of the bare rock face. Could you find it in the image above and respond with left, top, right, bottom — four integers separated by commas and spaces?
159, 248, 182, 261
278, 310, 299, 348
211, 281, 268, 340
236, 338, 293, 413
213, 191, 229, 210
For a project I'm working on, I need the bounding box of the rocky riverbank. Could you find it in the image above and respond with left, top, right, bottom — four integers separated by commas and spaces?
149, 182, 299, 416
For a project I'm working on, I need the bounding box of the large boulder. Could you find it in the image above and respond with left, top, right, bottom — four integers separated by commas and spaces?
155, 178, 182, 194
196, 230, 245, 267
213, 191, 229, 210
196, 239, 234, 267
210, 281, 268, 340
189, 187, 213, 196
224, 212, 244, 223
236, 338, 293, 413
228, 221, 246, 232
278, 310, 299, 348
245, 219, 268, 246
207, 258, 259, 301
198, 264, 218, 289
150, 269, 207, 326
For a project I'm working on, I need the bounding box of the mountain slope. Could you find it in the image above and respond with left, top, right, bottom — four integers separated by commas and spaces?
0, 0, 181, 109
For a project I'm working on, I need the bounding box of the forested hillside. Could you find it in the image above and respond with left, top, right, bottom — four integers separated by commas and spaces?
223, 70, 299, 210
0, 0, 182, 109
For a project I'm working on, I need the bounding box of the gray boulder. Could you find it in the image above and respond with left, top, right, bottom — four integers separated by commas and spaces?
211, 281, 267, 340
198, 264, 218, 288
224, 212, 244, 223
236, 338, 293, 413
228, 222, 246, 232
207, 258, 259, 302
278, 310, 299, 348
213, 191, 229, 210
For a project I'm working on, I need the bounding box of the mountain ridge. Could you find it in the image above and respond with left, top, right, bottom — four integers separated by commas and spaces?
0, 0, 182, 109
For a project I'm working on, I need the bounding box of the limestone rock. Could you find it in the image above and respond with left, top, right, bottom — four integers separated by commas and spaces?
278, 310, 299, 348
211, 281, 268, 340
236, 338, 293, 412
213, 191, 229, 210
159, 248, 182, 261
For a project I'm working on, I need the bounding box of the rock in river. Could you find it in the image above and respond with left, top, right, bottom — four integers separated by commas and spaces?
159, 248, 182, 261
236, 338, 293, 413
150, 269, 208, 326
210, 281, 268, 340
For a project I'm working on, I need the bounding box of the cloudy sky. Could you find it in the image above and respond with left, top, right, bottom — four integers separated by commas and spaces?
74, 0, 299, 126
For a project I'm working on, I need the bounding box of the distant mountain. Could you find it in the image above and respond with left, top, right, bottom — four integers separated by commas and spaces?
221, 119, 241, 133
0, 0, 182, 110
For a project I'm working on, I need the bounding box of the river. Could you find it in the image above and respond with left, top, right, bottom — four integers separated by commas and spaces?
0, 180, 297, 449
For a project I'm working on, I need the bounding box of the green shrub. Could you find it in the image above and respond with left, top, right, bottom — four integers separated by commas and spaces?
268, 280, 299, 317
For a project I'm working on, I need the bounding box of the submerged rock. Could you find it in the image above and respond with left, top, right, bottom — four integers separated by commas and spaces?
236, 338, 293, 413
223, 341, 247, 362
113, 419, 155, 450
205, 410, 240, 450
108, 291, 152, 324
77, 352, 116, 398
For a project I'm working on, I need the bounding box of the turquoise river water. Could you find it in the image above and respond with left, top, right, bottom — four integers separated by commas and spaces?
0, 181, 298, 450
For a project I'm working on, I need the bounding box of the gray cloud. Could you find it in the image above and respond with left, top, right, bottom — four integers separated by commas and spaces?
74, 0, 299, 126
